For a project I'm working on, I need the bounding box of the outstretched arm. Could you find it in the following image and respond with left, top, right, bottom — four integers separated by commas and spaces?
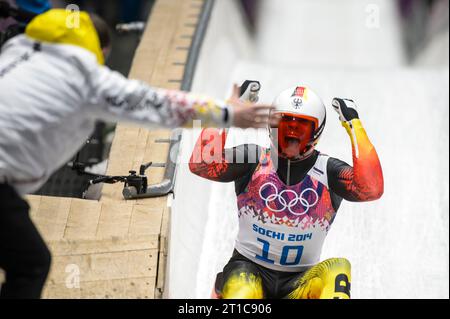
327, 98, 384, 202
189, 128, 261, 182
86, 67, 273, 129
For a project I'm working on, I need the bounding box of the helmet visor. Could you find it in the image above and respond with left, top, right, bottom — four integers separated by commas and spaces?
273, 113, 316, 159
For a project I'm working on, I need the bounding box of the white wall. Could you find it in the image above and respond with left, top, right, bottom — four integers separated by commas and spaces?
254, 0, 406, 68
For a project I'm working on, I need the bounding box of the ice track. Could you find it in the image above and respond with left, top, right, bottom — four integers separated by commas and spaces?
167, 0, 449, 298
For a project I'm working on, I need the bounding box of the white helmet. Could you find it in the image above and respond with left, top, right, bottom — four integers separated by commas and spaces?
270, 86, 326, 160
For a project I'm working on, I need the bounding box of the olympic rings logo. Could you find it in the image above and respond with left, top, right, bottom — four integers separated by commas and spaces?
259, 182, 319, 216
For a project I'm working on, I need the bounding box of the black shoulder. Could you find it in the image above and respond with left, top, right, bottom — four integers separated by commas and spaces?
225, 144, 263, 164
326, 157, 352, 211
233, 144, 263, 195
327, 157, 352, 174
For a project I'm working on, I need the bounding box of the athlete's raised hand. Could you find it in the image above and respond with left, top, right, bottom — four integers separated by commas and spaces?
227, 84, 279, 128
331, 98, 360, 122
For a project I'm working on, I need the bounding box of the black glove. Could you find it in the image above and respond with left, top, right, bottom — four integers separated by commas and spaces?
332, 98, 360, 122
239, 80, 261, 103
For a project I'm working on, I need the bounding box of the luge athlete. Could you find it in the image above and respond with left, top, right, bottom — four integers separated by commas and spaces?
189, 85, 384, 299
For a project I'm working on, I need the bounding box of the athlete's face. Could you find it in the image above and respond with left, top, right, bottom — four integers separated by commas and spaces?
271, 113, 315, 160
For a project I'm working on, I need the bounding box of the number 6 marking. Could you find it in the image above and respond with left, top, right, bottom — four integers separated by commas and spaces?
334, 273, 351, 298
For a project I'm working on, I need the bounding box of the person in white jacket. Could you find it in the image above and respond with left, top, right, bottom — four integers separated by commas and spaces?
0, 9, 276, 299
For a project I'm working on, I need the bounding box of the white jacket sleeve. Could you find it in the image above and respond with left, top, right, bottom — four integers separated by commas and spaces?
85, 65, 233, 128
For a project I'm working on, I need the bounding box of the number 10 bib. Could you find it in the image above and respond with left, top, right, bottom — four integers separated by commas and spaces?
235, 149, 337, 272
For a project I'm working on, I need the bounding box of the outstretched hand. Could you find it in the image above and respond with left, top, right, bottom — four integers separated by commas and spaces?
227, 84, 279, 128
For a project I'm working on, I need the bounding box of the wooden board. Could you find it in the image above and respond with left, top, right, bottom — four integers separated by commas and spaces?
43, 277, 157, 299
26, 0, 206, 299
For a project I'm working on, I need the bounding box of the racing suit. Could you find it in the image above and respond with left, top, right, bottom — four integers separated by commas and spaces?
189, 116, 384, 299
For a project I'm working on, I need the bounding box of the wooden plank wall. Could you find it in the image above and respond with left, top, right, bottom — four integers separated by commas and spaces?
25, 0, 206, 299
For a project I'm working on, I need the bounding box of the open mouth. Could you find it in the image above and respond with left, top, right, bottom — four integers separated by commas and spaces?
283, 137, 301, 155
285, 136, 301, 144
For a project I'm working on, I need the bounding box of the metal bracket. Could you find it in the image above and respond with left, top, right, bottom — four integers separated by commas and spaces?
122, 129, 182, 199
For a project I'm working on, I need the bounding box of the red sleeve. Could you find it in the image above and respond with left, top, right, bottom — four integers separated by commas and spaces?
189, 128, 257, 182
328, 119, 384, 202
